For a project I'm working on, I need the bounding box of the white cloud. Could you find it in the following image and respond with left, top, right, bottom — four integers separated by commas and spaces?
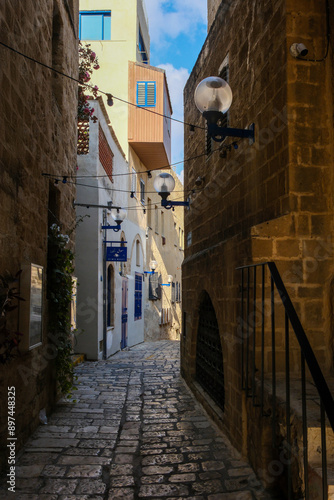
158, 64, 189, 172
145, 0, 207, 47
177, 169, 184, 185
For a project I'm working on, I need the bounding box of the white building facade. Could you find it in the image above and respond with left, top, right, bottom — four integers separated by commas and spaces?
76, 99, 146, 359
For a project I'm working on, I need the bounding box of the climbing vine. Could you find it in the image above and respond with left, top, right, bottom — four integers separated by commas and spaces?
47, 224, 77, 397
78, 41, 100, 123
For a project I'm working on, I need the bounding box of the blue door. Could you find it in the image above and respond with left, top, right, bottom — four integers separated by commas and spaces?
121, 279, 128, 349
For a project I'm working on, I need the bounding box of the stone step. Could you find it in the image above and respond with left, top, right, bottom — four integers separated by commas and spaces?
261, 375, 334, 499
307, 426, 334, 467
308, 465, 334, 500
71, 353, 85, 366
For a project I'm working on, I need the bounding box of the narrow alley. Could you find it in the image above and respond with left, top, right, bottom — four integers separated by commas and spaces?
1, 341, 277, 499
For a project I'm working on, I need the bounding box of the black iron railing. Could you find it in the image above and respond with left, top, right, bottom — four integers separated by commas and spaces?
237, 262, 334, 500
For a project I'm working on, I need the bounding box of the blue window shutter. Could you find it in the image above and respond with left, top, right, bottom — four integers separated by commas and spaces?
134, 273, 142, 320
146, 82, 156, 106
136, 82, 156, 107
137, 82, 146, 106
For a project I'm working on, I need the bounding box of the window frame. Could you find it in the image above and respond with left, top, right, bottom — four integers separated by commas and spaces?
138, 26, 148, 64
79, 11, 111, 41
136, 81, 156, 107
140, 178, 145, 204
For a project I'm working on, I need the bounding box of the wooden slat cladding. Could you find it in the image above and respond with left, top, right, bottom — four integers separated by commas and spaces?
128, 61, 172, 170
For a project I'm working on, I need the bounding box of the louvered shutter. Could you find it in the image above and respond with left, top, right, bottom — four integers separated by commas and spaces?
146, 82, 156, 106
136, 82, 156, 107
137, 82, 146, 106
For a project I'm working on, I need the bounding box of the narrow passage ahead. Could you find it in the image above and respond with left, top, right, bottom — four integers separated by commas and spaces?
1, 341, 276, 499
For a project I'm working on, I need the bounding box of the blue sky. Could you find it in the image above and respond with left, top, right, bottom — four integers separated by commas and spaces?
144, 0, 207, 183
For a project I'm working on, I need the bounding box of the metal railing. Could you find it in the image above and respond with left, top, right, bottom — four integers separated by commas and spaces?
237, 262, 334, 500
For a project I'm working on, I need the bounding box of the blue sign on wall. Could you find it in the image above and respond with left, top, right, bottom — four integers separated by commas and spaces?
106, 247, 127, 262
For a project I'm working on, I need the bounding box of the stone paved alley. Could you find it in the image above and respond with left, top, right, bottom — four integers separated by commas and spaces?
0, 341, 278, 499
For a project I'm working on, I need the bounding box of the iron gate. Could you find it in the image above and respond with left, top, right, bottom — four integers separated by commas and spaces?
195, 292, 225, 411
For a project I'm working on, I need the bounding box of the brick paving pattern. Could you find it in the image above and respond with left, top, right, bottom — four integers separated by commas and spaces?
0, 341, 277, 499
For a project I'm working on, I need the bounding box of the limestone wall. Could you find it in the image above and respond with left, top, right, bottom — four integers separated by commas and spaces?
0, 0, 79, 471
182, 0, 334, 459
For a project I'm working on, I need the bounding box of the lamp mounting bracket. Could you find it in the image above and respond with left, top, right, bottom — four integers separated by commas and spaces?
203, 111, 255, 144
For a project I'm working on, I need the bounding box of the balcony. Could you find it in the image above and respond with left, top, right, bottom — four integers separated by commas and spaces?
128, 61, 172, 170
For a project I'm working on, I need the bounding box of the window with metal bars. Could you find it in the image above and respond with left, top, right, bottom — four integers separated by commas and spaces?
137, 82, 156, 107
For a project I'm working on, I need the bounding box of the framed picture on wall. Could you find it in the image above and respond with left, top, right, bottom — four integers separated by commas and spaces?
20, 263, 43, 350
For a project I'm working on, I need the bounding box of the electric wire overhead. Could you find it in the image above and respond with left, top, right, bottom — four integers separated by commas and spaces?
42, 140, 241, 182
0, 40, 205, 131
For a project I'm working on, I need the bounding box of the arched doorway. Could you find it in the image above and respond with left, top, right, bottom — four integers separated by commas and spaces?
195, 291, 225, 411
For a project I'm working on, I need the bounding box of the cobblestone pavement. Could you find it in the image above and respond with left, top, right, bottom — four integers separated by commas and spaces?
1, 341, 278, 499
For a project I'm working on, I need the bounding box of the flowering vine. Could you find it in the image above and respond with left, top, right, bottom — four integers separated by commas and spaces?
78, 42, 100, 123
47, 224, 77, 397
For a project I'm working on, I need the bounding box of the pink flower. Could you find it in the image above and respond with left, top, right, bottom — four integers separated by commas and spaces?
90, 51, 96, 61
93, 64, 100, 70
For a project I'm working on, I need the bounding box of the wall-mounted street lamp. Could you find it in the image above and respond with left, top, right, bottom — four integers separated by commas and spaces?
194, 77, 255, 143
102, 208, 127, 232
144, 260, 158, 275
154, 173, 189, 209
161, 275, 174, 287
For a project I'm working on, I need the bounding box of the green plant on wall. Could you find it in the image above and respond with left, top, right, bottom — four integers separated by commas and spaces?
0, 271, 24, 364
47, 224, 77, 397
78, 41, 100, 123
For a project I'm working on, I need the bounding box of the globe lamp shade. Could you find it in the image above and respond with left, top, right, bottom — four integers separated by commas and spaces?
153, 173, 175, 200
111, 208, 127, 225
150, 260, 158, 271
194, 77, 233, 114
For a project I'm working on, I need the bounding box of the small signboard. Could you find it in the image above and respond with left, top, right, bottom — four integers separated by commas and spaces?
106, 246, 127, 262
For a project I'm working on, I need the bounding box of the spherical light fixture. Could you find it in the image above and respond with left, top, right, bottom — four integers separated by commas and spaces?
111, 208, 127, 225
194, 76, 233, 114
153, 173, 175, 200
150, 260, 157, 271
194, 77, 255, 144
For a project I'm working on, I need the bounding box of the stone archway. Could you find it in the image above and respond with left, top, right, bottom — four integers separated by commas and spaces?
195, 291, 225, 412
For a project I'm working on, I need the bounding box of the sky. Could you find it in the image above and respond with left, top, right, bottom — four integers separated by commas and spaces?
144, 0, 208, 184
